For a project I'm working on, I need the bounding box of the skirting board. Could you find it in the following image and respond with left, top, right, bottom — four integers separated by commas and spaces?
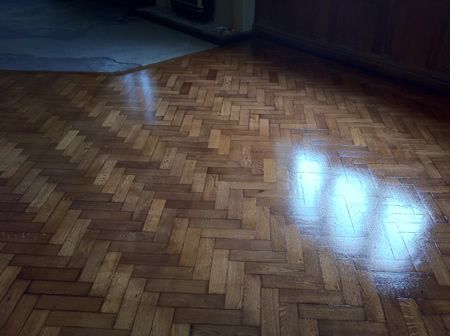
254, 24, 450, 94
136, 7, 253, 45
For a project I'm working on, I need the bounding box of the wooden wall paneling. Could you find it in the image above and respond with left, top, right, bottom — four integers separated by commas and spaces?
371, 0, 395, 55
297, 0, 333, 41
255, 0, 288, 32
255, 0, 333, 41
254, 0, 272, 29
254, 0, 450, 91
424, 3, 450, 69
280, 0, 297, 35
326, 0, 340, 42
435, 8, 450, 72
333, 0, 380, 52
387, 0, 450, 68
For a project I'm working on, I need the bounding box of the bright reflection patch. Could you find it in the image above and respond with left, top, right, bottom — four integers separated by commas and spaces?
120, 71, 155, 120
288, 149, 432, 281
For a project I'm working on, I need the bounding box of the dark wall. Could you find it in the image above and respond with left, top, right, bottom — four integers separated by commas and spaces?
254, 0, 450, 91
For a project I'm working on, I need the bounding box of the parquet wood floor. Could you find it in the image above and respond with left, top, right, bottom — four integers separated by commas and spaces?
0, 40, 450, 336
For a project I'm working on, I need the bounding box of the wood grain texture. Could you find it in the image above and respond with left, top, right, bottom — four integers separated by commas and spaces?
0, 39, 449, 335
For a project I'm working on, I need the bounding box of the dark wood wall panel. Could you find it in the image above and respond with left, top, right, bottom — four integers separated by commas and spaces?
291, 0, 333, 41
438, 24, 450, 72
254, 0, 450, 91
255, 0, 333, 41
387, 0, 450, 67
333, 0, 380, 51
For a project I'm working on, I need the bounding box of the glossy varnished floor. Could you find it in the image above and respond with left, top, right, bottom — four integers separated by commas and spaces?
0, 40, 450, 336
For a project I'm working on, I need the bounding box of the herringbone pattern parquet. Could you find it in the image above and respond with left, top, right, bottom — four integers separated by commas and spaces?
0, 40, 450, 336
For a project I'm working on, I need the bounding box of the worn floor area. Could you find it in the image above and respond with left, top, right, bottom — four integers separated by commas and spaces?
0, 40, 450, 335
0, 0, 215, 72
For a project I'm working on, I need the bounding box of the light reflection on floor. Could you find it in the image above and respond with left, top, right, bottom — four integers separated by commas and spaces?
114, 72, 156, 122
286, 148, 433, 292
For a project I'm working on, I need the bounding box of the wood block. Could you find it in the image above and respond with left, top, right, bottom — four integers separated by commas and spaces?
209, 250, 229, 294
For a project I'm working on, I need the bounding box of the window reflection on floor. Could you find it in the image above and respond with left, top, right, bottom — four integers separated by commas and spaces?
286, 148, 432, 290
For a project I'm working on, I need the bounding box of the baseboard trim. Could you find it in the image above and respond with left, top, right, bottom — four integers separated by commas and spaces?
136, 7, 253, 45
254, 24, 450, 94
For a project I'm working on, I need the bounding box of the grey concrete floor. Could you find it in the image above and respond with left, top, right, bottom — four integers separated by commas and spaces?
0, 0, 216, 72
